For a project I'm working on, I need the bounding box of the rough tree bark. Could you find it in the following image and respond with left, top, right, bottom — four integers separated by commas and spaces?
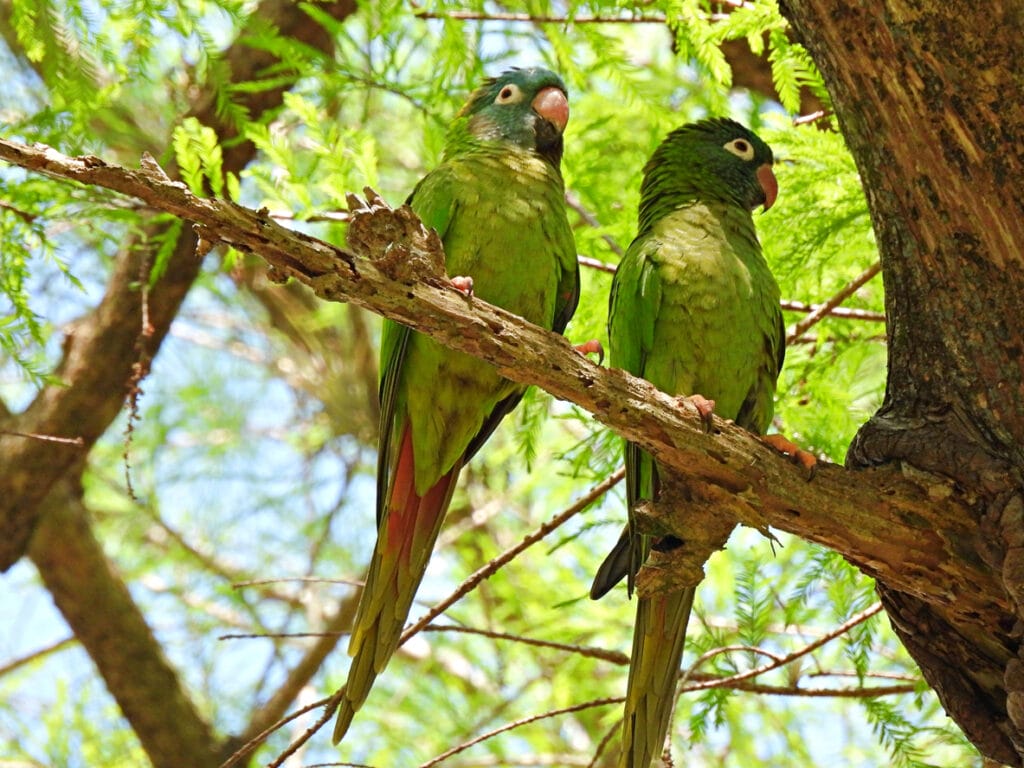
781, 1, 1024, 764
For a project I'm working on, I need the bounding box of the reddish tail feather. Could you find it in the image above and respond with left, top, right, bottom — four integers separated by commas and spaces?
333, 425, 461, 743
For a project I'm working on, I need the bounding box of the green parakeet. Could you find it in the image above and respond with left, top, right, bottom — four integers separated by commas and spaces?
590, 118, 782, 767
333, 68, 579, 744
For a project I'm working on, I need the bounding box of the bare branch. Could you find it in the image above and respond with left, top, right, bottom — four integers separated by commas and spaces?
681, 603, 885, 692
0, 636, 76, 679
578, 255, 886, 323
787, 261, 883, 342
418, 697, 624, 768
421, 624, 630, 665
401, 469, 625, 642
565, 190, 625, 258
780, 299, 885, 323
412, 9, 666, 24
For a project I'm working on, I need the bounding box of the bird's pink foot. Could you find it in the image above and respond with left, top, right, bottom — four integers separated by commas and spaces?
450, 275, 474, 295
762, 433, 818, 480
573, 339, 604, 364
677, 393, 716, 433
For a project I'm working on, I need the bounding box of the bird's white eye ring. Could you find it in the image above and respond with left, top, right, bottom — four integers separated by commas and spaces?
494, 83, 524, 104
723, 138, 755, 161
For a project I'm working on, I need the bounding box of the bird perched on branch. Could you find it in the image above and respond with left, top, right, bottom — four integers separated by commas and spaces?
333, 67, 580, 744
591, 118, 790, 767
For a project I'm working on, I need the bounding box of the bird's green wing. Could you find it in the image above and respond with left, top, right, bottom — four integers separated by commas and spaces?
590, 235, 664, 598
609, 235, 661, 382
553, 247, 581, 335
375, 167, 459, 524
467, 236, 580, 460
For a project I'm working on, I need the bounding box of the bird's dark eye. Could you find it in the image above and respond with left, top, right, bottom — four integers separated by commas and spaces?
723, 138, 755, 161
494, 84, 523, 104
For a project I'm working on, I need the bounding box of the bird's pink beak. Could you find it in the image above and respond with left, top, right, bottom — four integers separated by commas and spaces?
757, 163, 778, 211
532, 86, 569, 134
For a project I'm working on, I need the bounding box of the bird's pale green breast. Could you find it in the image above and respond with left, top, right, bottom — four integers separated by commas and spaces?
400, 147, 575, 491
612, 201, 781, 433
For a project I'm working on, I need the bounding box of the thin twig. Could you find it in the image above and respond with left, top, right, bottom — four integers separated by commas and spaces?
421, 623, 630, 665
679, 602, 884, 693
780, 299, 885, 322
218, 631, 343, 641
400, 468, 624, 641
587, 718, 622, 768
413, 9, 667, 24
0, 199, 39, 223
219, 694, 336, 768
233, 576, 364, 589
0, 431, 85, 446
686, 643, 787, 670
793, 110, 827, 126
573, 258, 885, 324
787, 262, 883, 342
695, 678, 917, 697
565, 190, 625, 258
418, 697, 623, 768
0, 636, 76, 678
577, 255, 618, 274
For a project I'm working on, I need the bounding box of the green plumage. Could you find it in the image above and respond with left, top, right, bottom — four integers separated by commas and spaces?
593, 118, 783, 767
333, 68, 579, 745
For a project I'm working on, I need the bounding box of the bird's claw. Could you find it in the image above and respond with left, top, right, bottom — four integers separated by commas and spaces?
677, 393, 716, 433
450, 275, 474, 296
573, 339, 604, 364
762, 434, 818, 480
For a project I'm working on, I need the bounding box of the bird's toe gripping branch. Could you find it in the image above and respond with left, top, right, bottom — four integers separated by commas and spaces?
450, 275, 474, 296
573, 338, 604, 364
676, 393, 716, 433
762, 433, 818, 480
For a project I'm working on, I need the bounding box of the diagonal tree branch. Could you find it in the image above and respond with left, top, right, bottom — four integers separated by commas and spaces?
0, 138, 1003, 638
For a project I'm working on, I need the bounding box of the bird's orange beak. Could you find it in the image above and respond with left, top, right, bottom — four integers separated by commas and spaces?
532, 86, 569, 134
757, 163, 778, 211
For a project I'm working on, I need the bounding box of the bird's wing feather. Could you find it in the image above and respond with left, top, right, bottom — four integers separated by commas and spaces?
375, 167, 460, 524
591, 235, 664, 597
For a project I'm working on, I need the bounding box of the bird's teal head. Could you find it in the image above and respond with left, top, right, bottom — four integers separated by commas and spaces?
638, 118, 777, 232
448, 67, 569, 168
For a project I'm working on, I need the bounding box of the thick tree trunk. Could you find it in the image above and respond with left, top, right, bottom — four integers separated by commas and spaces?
781, 1, 1024, 763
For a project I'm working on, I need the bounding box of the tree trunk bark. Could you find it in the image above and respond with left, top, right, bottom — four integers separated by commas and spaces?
781, 1, 1024, 763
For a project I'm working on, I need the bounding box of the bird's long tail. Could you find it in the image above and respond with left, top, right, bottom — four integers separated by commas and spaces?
619, 586, 695, 768
333, 428, 461, 744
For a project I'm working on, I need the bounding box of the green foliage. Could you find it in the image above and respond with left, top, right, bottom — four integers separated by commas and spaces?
0, 2, 985, 768
172, 117, 227, 197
